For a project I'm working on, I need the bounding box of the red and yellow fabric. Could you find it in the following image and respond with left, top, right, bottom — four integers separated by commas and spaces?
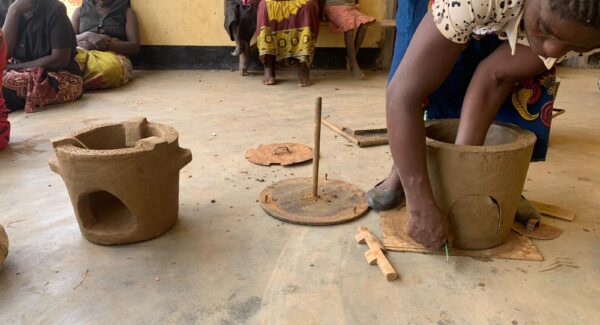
0, 30, 9, 150
256, 0, 320, 65
3, 68, 83, 113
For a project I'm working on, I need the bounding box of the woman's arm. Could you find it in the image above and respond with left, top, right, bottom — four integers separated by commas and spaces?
387, 13, 464, 249
106, 8, 140, 56
7, 48, 72, 70
71, 7, 81, 35
456, 43, 547, 145
3, 0, 34, 58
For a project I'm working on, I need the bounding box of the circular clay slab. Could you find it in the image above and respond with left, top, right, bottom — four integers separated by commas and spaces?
245, 143, 312, 166
259, 177, 369, 225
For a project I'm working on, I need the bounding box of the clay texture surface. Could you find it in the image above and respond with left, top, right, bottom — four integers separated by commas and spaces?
260, 177, 369, 225
425, 119, 536, 250
245, 143, 313, 166
49, 117, 192, 245
0, 225, 7, 268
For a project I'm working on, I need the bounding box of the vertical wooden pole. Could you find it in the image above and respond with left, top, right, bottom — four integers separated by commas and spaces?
312, 97, 322, 198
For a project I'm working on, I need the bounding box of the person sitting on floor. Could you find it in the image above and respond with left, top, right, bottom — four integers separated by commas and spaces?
256, 0, 323, 87
225, 0, 258, 76
71, 0, 140, 90
2, 0, 83, 113
324, 0, 374, 79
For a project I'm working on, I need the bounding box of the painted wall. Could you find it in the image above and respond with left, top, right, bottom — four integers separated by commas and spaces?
62, 0, 386, 47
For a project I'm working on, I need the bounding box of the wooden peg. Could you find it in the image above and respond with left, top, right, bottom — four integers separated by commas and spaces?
356, 226, 398, 281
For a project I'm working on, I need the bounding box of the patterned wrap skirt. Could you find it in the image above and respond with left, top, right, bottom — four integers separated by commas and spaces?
256, 0, 321, 65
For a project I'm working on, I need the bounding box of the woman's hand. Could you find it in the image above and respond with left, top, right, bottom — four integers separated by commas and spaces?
407, 203, 450, 249
79, 32, 111, 51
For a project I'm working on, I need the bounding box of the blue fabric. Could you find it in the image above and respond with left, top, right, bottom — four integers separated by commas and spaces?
389, 0, 555, 161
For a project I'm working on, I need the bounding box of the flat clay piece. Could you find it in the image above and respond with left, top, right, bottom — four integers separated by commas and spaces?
0, 225, 8, 268
259, 177, 369, 225
245, 143, 313, 166
512, 222, 564, 240
529, 200, 576, 221
380, 205, 543, 261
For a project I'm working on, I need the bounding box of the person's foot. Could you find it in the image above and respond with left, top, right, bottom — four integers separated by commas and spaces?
366, 167, 404, 211
351, 64, 365, 79
231, 45, 241, 56
263, 57, 276, 85
297, 62, 310, 87
515, 196, 541, 232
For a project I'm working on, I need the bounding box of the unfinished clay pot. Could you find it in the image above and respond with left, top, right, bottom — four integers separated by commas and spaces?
425, 119, 536, 250
49, 117, 192, 245
0, 225, 7, 268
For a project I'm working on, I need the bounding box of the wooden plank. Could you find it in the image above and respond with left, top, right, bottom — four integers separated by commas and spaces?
380, 206, 544, 261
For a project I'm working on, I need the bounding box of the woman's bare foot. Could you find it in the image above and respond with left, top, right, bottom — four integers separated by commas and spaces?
351, 64, 365, 79
263, 55, 275, 85
297, 62, 311, 87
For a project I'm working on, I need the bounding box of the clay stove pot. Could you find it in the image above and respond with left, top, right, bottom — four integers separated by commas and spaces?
425, 119, 536, 250
0, 225, 7, 268
49, 117, 192, 245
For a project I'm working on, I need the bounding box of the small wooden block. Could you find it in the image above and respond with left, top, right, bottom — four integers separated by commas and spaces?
530, 200, 576, 221
356, 226, 398, 281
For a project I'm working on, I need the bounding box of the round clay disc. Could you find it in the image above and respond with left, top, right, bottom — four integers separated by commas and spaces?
245, 143, 312, 166
259, 177, 369, 225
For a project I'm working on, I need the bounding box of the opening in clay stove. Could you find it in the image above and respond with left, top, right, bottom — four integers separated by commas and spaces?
74, 124, 165, 150
426, 120, 520, 146
78, 191, 137, 234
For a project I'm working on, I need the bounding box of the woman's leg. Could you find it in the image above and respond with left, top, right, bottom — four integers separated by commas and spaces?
344, 29, 364, 79
263, 55, 275, 85
297, 61, 310, 87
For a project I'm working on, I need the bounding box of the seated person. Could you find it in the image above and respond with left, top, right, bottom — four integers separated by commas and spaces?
2, 0, 83, 113
324, 0, 374, 79
372, 0, 600, 249
224, 0, 258, 76
256, 0, 323, 87
71, 0, 140, 90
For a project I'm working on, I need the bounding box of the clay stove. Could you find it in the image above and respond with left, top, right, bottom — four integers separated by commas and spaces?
425, 119, 536, 250
49, 117, 192, 245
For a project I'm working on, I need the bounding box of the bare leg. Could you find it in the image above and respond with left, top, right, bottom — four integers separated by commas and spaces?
344, 30, 364, 79
231, 22, 241, 56
239, 41, 250, 76
354, 24, 368, 55
263, 55, 275, 85
297, 61, 310, 87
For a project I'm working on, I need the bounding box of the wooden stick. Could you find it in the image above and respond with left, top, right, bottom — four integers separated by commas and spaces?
356, 226, 398, 281
312, 97, 322, 198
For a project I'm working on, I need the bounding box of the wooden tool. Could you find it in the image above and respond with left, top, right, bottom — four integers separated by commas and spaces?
530, 200, 576, 222
321, 118, 388, 148
313, 98, 322, 198
355, 226, 398, 281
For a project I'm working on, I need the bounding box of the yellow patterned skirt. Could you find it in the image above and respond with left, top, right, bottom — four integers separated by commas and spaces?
256, 0, 320, 65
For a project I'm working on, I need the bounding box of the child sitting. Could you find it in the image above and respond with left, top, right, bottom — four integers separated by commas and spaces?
324, 0, 375, 79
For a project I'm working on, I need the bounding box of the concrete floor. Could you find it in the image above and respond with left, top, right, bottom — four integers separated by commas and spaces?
0, 68, 599, 324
